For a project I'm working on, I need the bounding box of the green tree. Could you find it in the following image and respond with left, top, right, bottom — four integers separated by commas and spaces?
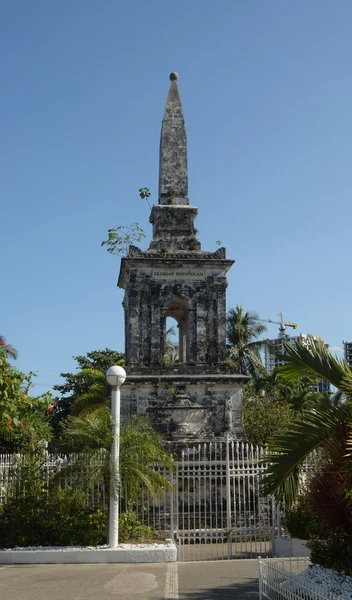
262, 335, 352, 507
243, 382, 296, 446
226, 305, 266, 376
60, 410, 174, 510
51, 349, 124, 439
253, 368, 329, 411
0, 338, 54, 451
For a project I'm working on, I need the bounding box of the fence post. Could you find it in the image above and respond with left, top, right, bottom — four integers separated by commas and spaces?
170, 470, 174, 543
226, 435, 232, 560
258, 557, 262, 599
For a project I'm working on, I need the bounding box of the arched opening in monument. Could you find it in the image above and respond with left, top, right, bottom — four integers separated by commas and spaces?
165, 298, 189, 363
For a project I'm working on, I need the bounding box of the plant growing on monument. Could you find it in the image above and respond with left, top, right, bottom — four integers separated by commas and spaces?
101, 222, 146, 256
139, 187, 151, 209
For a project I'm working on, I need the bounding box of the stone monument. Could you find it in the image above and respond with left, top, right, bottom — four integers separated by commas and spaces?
118, 73, 247, 439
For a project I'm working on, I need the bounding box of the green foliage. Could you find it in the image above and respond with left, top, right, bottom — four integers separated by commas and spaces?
262, 335, 352, 508
243, 369, 333, 445
0, 338, 54, 452
252, 369, 328, 412
0, 487, 107, 548
52, 348, 124, 440
119, 512, 158, 542
308, 531, 352, 576
101, 222, 146, 256
278, 335, 352, 397
164, 326, 178, 364
226, 305, 267, 376
263, 397, 351, 506
0, 445, 107, 548
0, 335, 18, 359
60, 412, 174, 511
139, 187, 151, 209
243, 395, 296, 446
285, 496, 323, 539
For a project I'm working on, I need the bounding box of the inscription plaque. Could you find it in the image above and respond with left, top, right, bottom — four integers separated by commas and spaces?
152, 269, 204, 280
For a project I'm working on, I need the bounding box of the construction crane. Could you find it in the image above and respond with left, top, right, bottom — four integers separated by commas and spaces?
257, 312, 298, 338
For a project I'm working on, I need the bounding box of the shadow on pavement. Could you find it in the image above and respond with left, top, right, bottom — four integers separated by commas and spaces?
178, 578, 259, 599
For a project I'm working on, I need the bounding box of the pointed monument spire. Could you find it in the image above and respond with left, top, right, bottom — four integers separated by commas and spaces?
158, 73, 188, 205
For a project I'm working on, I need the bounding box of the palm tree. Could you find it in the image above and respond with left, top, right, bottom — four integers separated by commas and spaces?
262, 335, 352, 507
226, 305, 267, 376
60, 409, 174, 510
165, 325, 179, 363
253, 368, 329, 411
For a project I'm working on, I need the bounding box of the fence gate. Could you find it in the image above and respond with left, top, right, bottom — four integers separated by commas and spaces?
136, 439, 279, 562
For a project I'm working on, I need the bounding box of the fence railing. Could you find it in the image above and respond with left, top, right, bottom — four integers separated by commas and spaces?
0, 451, 107, 508
258, 558, 340, 600
0, 440, 283, 561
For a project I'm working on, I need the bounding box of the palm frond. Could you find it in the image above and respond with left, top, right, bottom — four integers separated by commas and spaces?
262, 398, 349, 506
278, 336, 352, 395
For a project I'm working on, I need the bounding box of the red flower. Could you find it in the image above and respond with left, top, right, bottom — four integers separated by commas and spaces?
25, 387, 29, 392
53, 402, 57, 407
20, 391, 23, 395
6, 349, 10, 353
47, 407, 53, 413
7, 419, 13, 425
0, 340, 5, 346
20, 423, 24, 430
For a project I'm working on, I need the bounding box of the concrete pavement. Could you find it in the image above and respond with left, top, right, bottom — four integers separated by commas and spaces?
0, 559, 259, 599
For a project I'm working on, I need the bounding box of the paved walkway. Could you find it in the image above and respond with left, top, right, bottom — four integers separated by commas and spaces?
0, 559, 259, 599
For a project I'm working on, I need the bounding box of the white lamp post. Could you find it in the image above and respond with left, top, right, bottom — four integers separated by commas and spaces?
106, 365, 126, 548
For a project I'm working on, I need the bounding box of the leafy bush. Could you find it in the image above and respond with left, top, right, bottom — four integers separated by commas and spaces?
308, 530, 352, 576
285, 498, 323, 539
118, 511, 158, 542
243, 396, 296, 446
0, 486, 107, 548
0, 443, 107, 548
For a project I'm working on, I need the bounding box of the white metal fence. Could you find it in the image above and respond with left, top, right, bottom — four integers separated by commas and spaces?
258, 558, 341, 600
0, 451, 107, 508
0, 439, 280, 561
134, 439, 279, 561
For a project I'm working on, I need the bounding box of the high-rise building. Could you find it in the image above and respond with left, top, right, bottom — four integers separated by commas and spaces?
264, 333, 311, 373
343, 341, 352, 368
264, 333, 330, 392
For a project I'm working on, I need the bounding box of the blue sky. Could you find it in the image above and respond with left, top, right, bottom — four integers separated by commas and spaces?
1, 0, 352, 393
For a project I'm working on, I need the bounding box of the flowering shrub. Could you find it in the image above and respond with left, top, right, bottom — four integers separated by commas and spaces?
0, 337, 54, 451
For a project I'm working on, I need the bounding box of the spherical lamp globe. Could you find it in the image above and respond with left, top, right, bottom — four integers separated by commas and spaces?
105, 365, 126, 387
